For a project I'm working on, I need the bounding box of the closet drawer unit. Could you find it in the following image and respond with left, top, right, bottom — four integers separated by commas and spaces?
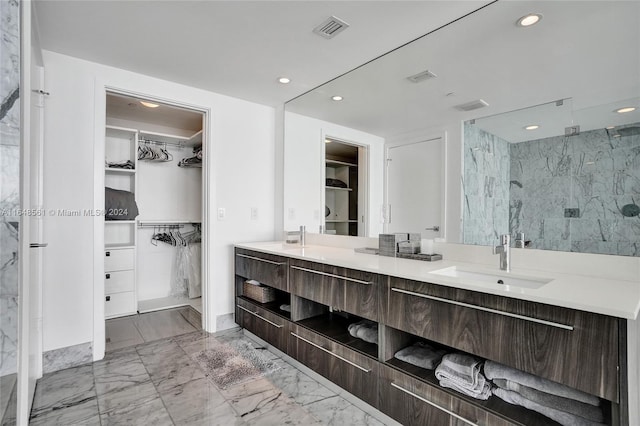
235, 248, 288, 291
384, 277, 620, 401
104, 270, 135, 294
105, 291, 136, 318
104, 248, 135, 271
236, 297, 289, 354
289, 324, 378, 406
378, 364, 453, 426
289, 259, 379, 321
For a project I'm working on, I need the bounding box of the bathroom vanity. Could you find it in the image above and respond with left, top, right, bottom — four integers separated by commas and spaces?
234, 242, 639, 426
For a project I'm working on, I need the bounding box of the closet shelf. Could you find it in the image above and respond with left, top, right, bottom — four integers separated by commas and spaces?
325, 186, 352, 191
139, 129, 203, 148
326, 219, 358, 223
326, 159, 357, 167
105, 243, 135, 250
105, 220, 136, 225
105, 167, 136, 174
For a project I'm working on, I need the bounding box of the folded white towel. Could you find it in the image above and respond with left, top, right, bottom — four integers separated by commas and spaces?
245, 279, 261, 286
493, 387, 606, 426
394, 342, 446, 370
348, 320, 378, 344
435, 353, 491, 400
485, 360, 600, 406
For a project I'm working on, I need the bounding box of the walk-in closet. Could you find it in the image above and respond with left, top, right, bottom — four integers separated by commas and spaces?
104, 93, 205, 323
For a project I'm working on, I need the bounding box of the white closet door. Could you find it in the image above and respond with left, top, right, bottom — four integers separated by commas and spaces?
386, 138, 442, 237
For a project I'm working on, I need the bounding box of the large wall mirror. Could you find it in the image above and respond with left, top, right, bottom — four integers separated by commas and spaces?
283, 0, 639, 256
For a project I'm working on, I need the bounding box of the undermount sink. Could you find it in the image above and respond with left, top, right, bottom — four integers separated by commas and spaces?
429, 266, 552, 289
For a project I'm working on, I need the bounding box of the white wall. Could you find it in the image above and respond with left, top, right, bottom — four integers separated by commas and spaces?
41, 51, 275, 355
283, 111, 384, 237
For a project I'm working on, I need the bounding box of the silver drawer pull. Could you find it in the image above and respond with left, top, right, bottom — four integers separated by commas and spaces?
390, 382, 478, 426
291, 265, 372, 285
391, 287, 574, 331
237, 253, 286, 266
291, 332, 371, 373
237, 305, 283, 328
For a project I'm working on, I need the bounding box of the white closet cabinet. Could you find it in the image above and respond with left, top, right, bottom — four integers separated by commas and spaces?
104, 125, 138, 318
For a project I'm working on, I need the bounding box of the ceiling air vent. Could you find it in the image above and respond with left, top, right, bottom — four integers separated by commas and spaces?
407, 70, 437, 83
313, 16, 350, 39
454, 99, 489, 112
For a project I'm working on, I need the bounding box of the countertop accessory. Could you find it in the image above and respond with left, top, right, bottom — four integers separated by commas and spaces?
493, 234, 511, 272
397, 252, 442, 261
284, 230, 300, 244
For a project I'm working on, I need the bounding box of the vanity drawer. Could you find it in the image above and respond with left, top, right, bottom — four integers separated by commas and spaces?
289, 259, 379, 321
105, 270, 134, 294
104, 248, 134, 271
378, 364, 453, 425
384, 277, 619, 401
236, 297, 289, 354
105, 291, 136, 318
289, 324, 378, 406
235, 248, 288, 291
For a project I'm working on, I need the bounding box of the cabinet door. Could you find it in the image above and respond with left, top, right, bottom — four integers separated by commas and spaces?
104, 248, 134, 271
235, 248, 288, 291
290, 325, 378, 406
236, 298, 289, 354
289, 259, 379, 321
379, 365, 453, 426
105, 291, 136, 318
385, 277, 619, 401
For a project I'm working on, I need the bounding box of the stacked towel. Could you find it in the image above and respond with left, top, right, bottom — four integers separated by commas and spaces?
347, 320, 378, 344
434, 353, 491, 400
394, 342, 447, 370
485, 361, 605, 426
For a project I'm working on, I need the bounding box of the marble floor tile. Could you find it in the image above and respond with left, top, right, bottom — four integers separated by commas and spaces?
93, 353, 150, 396
97, 381, 158, 415
305, 394, 386, 426
29, 397, 100, 426
133, 308, 198, 341
30, 364, 95, 415
262, 361, 337, 405
100, 397, 174, 426
159, 377, 233, 424
105, 316, 144, 352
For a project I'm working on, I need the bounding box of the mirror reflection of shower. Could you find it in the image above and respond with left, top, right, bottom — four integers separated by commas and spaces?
463, 98, 640, 256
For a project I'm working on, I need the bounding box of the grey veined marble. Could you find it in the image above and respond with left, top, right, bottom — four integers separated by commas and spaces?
464, 121, 640, 256
1, 0, 21, 379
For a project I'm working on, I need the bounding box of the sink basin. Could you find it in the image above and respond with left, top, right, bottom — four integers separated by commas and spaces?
429, 266, 551, 289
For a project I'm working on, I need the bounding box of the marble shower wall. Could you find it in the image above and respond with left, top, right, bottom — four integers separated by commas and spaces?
510, 124, 640, 256
0, 0, 20, 377
462, 123, 511, 246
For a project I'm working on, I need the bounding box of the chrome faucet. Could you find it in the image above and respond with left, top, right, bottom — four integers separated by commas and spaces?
493, 234, 511, 272
515, 232, 525, 249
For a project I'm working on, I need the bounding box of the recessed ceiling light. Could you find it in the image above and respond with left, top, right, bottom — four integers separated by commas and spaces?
516, 13, 543, 27
278, 77, 290, 84
332, 96, 343, 101
524, 125, 540, 130
615, 107, 636, 114
325, 139, 332, 144
140, 101, 159, 108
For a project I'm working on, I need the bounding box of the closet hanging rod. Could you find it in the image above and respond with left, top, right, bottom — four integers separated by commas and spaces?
138, 137, 188, 148
138, 220, 201, 228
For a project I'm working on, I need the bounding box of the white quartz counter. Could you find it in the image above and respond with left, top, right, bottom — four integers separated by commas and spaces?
236, 241, 640, 320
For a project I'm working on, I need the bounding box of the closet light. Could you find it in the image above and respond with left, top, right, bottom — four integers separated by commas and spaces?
278, 77, 291, 84
516, 13, 542, 27
140, 101, 160, 108
615, 107, 636, 114
332, 95, 343, 101
524, 125, 539, 130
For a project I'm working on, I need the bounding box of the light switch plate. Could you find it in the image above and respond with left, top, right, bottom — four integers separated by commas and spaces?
217, 207, 226, 220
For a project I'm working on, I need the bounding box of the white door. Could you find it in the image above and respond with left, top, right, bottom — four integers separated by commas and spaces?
386, 138, 443, 237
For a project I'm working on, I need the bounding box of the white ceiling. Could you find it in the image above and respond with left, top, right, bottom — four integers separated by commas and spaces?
33, 1, 492, 107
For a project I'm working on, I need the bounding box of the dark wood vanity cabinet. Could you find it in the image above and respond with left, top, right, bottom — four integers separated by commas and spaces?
235, 248, 289, 291
236, 297, 290, 355
289, 324, 379, 406
384, 277, 621, 402
289, 259, 380, 322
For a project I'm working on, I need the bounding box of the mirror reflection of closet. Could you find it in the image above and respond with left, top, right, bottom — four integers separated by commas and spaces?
324, 138, 367, 236
104, 93, 204, 336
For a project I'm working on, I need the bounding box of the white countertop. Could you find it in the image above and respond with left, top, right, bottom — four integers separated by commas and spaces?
236, 241, 640, 320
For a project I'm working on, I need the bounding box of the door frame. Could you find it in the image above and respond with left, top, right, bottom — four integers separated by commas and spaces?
92, 84, 211, 361
383, 131, 448, 240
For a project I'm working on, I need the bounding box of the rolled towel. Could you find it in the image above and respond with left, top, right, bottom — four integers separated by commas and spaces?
484, 360, 600, 406
279, 304, 291, 313
435, 353, 491, 400
493, 379, 603, 423
492, 387, 606, 426
394, 342, 447, 370
348, 320, 378, 344
245, 279, 261, 286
